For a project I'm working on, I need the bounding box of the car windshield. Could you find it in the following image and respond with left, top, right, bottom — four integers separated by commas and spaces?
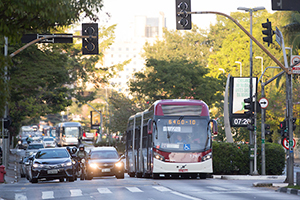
35, 149, 69, 159
27, 144, 44, 149
90, 151, 119, 159
43, 138, 54, 142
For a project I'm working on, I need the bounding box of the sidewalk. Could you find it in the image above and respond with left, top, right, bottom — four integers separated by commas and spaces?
1, 149, 20, 184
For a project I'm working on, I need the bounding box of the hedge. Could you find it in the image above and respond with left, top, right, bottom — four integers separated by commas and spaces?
212, 142, 285, 175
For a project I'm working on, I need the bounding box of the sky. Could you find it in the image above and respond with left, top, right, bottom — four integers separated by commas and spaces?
98, 0, 274, 40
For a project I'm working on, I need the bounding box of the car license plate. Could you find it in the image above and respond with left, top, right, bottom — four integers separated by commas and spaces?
102, 168, 110, 173
47, 169, 58, 174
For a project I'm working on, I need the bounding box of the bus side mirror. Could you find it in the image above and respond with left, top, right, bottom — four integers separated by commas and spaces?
211, 119, 218, 135
147, 119, 153, 134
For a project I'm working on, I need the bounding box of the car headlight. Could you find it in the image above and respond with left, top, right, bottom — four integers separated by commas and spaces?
89, 163, 98, 169
81, 159, 85, 163
115, 162, 123, 168
153, 152, 165, 161
202, 152, 212, 161
33, 163, 44, 168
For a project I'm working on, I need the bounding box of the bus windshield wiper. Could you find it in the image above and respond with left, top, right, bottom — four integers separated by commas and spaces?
166, 116, 184, 141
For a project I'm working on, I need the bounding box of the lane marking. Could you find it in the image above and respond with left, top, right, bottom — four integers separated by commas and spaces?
126, 187, 143, 192
171, 191, 203, 200
15, 193, 27, 200
42, 191, 54, 199
70, 189, 82, 197
206, 186, 227, 191
97, 188, 112, 193
153, 186, 171, 192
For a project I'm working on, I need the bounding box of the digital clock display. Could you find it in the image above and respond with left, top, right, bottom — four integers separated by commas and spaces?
231, 117, 249, 127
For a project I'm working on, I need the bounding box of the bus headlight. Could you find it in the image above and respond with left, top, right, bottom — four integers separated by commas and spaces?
202, 152, 212, 161
154, 152, 165, 161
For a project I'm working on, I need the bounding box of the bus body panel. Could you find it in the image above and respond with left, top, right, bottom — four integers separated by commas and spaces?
153, 158, 213, 173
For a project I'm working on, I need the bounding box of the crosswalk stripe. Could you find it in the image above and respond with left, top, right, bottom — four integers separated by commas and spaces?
15, 193, 27, 200
152, 186, 171, 192
97, 188, 112, 193
126, 187, 143, 192
70, 189, 82, 197
42, 191, 54, 199
206, 186, 227, 191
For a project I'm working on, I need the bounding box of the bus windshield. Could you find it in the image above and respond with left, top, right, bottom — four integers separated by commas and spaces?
64, 127, 79, 138
154, 117, 211, 151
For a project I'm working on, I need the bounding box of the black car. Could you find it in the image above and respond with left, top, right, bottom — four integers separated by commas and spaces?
28, 148, 76, 183
85, 147, 125, 180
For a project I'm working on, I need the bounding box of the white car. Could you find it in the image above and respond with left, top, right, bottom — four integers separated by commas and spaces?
82, 132, 94, 141
42, 137, 56, 148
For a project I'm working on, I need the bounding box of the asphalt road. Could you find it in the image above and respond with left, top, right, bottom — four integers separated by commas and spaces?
0, 174, 299, 200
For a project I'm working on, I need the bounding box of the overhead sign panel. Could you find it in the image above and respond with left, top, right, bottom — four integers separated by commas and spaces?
272, 0, 300, 11
21, 34, 73, 43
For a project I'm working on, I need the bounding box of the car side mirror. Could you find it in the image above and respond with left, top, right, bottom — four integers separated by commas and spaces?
120, 154, 125, 160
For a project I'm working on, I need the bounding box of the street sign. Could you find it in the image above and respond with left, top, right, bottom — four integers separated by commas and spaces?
272, 0, 300, 11
259, 97, 269, 109
21, 34, 73, 43
275, 27, 282, 46
291, 55, 300, 74
282, 138, 296, 150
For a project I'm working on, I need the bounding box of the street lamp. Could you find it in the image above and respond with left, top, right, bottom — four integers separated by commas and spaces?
237, 6, 265, 175
235, 61, 242, 77
255, 56, 264, 82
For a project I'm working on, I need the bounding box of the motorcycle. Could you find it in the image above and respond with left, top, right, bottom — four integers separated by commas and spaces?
75, 158, 86, 180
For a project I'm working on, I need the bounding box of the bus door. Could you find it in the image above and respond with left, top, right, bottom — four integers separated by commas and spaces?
135, 126, 140, 175
142, 125, 148, 174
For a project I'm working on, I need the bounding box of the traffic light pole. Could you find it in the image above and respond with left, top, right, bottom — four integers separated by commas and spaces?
10, 35, 97, 58
259, 66, 283, 175
180, 11, 291, 74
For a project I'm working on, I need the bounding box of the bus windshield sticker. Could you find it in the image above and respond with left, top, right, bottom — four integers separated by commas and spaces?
161, 143, 180, 148
183, 144, 191, 151
163, 126, 181, 132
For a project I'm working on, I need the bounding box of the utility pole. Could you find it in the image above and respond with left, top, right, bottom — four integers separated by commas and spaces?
259, 66, 282, 175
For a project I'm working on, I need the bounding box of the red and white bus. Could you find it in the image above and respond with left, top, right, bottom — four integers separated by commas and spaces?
125, 99, 217, 179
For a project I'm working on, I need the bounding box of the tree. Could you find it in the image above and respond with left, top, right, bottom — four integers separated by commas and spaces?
130, 27, 225, 109
130, 58, 224, 108
4, 24, 117, 135
0, 0, 103, 42
107, 91, 146, 134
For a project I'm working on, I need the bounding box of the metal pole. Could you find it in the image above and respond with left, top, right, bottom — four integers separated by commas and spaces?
224, 74, 233, 143
261, 82, 266, 175
3, 37, 8, 170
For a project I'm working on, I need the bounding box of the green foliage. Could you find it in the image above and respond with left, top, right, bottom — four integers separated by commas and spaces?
107, 91, 146, 134
0, 0, 103, 42
213, 142, 285, 175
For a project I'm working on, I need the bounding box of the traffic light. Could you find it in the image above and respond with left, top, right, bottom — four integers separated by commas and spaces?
279, 120, 287, 138
243, 97, 253, 117
292, 118, 297, 131
262, 19, 274, 47
82, 23, 98, 55
176, 0, 192, 30
265, 124, 271, 135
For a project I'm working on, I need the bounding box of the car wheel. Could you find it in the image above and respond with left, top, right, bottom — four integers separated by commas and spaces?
116, 173, 124, 179
86, 174, 93, 180
68, 176, 75, 182
59, 177, 64, 182
30, 178, 38, 183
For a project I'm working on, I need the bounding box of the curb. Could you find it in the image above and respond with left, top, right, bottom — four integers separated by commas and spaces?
213, 175, 286, 180
276, 187, 300, 196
